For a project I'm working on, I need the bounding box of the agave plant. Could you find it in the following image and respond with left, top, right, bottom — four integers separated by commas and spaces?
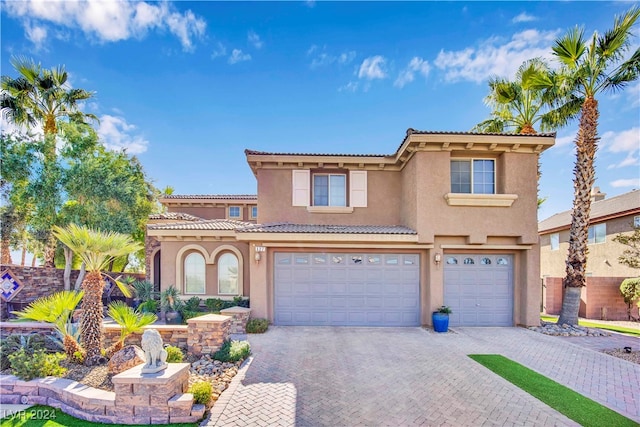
13, 290, 85, 362
105, 300, 157, 357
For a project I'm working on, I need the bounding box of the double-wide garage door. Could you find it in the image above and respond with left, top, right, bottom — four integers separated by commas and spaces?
274, 252, 420, 326
444, 254, 513, 326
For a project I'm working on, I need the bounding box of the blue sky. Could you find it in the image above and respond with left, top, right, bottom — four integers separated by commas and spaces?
2, 0, 639, 224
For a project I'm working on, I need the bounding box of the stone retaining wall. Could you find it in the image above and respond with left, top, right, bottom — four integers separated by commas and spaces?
220, 306, 251, 334
187, 314, 231, 356
0, 364, 205, 424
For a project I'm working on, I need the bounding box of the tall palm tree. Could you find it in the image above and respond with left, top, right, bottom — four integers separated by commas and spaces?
530, 7, 640, 325
1, 57, 97, 267
52, 224, 140, 364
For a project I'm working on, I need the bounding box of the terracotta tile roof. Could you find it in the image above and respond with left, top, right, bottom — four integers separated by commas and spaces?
245, 129, 557, 158
161, 194, 257, 200
539, 189, 640, 233
236, 223, 417, 235
148, 219, 254, 231
148, 212, 203, 221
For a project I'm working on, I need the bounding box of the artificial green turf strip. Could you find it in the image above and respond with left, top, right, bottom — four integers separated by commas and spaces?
468, 354, 639, 427
540, 315, 640, 337
0, 405, 199, 427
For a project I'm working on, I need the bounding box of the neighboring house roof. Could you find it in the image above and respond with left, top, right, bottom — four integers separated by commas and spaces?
161, 194, 257, 200
539, 189, 640, 233
148, 212, 203, 221
236, 223, 417, 235
147, 219, 254, 231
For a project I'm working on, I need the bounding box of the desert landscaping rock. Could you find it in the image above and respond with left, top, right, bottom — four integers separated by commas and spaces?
528, 320, 611, 337
107, 345, 145, 374
188, 354, 241, 401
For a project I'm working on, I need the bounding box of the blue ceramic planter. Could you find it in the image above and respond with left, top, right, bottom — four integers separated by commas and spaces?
432, 312, 449, 333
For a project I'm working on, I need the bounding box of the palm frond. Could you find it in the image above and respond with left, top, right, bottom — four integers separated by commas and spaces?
605, 48, 640, 91
108, 301, 157, 343
553, 26, 586, 68
14, 290, 84, 336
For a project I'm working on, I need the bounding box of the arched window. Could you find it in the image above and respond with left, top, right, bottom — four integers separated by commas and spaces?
218, 253, 239, 295
184, 252, 205, 294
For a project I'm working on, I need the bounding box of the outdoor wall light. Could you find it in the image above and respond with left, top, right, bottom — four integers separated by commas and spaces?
254, 245, 266, 263
254, 252, 261, 262
434, 253, 442, 265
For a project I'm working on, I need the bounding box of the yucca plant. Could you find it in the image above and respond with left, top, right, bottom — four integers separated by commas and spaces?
104, 301, 157, 357
52, 224, 141, 364
14, 290, 85, 362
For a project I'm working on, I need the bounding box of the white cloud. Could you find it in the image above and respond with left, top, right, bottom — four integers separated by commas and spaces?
97, 114, 149, 154
611, 178, 640, 188
338, 82, 358, 93
24, 21, 48, 49
627, 82, 640, 108
228, 49, 251, 64
211, 41, 227, 59
602, 127, 640, 154
607, 153, 639, 169
308, 45, 356, 69
248, 31, 263, 49
358, 56, 387, 80
512, 12, 536, 23
554, 133, 576, 147
3, 0, 206, 52
394, 57, 431, 88
434, 29, 559, 82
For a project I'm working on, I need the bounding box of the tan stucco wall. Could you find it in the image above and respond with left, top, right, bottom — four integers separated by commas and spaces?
159, 240, 250, 298
167, 205, 257, 221
540, 214, 640, 278
256, 169, 402, 225
407, 151, 539, 245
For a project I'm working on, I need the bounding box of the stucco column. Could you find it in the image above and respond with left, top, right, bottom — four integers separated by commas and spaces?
248, 243, 269, 320
521, 246, 541, 326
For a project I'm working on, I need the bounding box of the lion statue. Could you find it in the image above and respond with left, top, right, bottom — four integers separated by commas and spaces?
140, 329, 168, 373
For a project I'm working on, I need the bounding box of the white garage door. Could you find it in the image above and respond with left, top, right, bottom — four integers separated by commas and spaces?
274, 252, 420, 326
444, 254, 513, 326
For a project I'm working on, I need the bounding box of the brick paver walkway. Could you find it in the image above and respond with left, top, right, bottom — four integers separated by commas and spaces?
203, 327, 639, 426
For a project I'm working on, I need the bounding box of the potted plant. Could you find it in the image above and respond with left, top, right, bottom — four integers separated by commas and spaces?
432, 305, 452, 333
132, 280, 154, 310
161, 285, 184, 325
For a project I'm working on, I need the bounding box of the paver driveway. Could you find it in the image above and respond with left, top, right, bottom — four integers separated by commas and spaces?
205, 327, 640, 426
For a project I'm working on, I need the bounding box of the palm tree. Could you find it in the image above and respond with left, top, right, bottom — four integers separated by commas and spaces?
531, 7, 640, 325
1, 56, 97, 267
52, 224, 140, 364
14, 290, 85, 362
105, 301, 157, 357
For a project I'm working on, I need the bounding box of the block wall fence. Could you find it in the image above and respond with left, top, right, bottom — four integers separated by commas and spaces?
542, 276, 637, 321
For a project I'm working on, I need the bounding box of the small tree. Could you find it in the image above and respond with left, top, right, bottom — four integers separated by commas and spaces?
105, 301, 157, 357
614, 225, 640, 319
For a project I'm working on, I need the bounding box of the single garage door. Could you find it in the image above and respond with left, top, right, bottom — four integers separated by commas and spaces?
274, 252, 420, 326
444, 254, 513, 326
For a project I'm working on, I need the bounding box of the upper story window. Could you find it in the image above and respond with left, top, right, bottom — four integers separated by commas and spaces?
250, 206, 258, 219
313, 174, 346, 207
635, 215, 640, 228
228, 206, 241, 219
550, 232, 560, 251
184, 252, 205, 294
292, 170, 367, 209
450, 159, 495, 194
588, 223, 606, 244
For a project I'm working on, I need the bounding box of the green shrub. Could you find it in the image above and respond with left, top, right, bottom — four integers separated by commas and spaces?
184, 296, 202, 312
180, 309, 203, 322
138, 299, 158, 313
620, 278, 640, 307
165, 345, 184, 363
9, 349, 66, 381
232, 296, 250, 308
189, 381, 213, 405
0, 333, 47, 370
246, 318, 269, 334
205, 298, 224, 312
213, 340, 250, 363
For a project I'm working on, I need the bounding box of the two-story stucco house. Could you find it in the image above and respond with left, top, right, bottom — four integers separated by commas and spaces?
147, 129, 555, 327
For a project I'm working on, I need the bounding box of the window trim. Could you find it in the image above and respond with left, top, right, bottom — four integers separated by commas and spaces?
217, 252, 239, 295
587, 223, 606, 245
550, 232, 560, 251
450, 158, 496, 195
184, 252, 206, 295
312, 173, 347, 207
250, 205, 258, 220
228, 206, 242, 219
